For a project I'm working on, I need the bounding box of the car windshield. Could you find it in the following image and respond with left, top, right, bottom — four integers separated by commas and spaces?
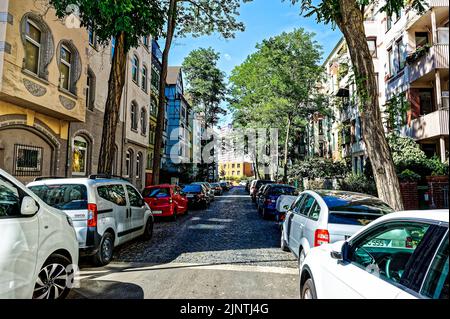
183, 185, 202, 193
142, 188, 170, 198
29, 184, 88, 210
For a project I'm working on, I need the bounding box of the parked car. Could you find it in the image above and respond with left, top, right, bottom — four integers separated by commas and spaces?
210, 183, 223, 196
245, 180, 253, 193
192, 182, 215, 202
142, 184, 188, 221
250, 180, 273, 202
256, 184, 273, 210
182, 184, 210, 209
219, 181, 229, 191
0, 169, 79, 299
299, 210, 449, 299
281, 190, 393, 266
27, 175, 154, 266
257, 184, 298, 220
276, 195, 298, 224
239, 181, 247, 187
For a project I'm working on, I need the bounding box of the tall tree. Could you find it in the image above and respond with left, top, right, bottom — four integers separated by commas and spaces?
50, 0, 165, 174
229, 29, 326, 182
152, 0, 252, 185
182, 48, 227, 180
289, 0, 428, 210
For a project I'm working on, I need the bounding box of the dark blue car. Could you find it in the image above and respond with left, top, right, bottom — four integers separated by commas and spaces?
258, 184, 298, 220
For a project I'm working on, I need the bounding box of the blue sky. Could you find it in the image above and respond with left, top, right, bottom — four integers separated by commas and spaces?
167, 0, 343, 125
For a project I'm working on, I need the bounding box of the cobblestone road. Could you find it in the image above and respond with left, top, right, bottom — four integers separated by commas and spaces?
113, 186, 297, 268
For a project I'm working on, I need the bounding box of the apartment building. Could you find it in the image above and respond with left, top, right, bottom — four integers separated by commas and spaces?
0, 0, 88, 184
308, 0, 449, 174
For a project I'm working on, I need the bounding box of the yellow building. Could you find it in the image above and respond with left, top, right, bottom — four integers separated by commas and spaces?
219, 162, 253, 179
0, 0, 88, 183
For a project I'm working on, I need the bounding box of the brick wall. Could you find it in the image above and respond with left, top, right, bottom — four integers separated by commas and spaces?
400, 182, 419, 210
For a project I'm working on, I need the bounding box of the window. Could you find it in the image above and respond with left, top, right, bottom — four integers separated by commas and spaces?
132, 55, 139, 84
142, 66, 148, 92
14, 144, 42, 176
419, 89, 434, 115
360, 155, 365, 174
59, 45, 72, 90
136, 153, 142, 179
126, 185, 144, 207
88, 27, 96, 47
388, 48, 394, 76
24, 20, 41, 74
415, 32, 429, 48
72, 136, 88, 176
0, 176, 24, 217
387, 14, 392, 31
348, 222, 446, 293
151, 67, 160, 90
299, 195, 315, 216
367, 38, 377, 58
125, 150, 132, 178
97, 185, 127, 206
396, 38, 406, 71
142, 36, 149, 48
29, 184, 87, 210
421, 234, 449, 299
150, 97, 158, 116
140, 108, 147, 135
308, 202, 321, 221
147, 152, 154, 170
86, 69, 95, 109
131, 102, 138, 131
319, 120, 324, 135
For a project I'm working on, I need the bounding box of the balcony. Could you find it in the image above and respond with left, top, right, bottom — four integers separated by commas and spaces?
400, 108, 449, 141
408, 44, 449, 83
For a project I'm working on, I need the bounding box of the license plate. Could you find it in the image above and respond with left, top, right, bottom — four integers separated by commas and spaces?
152, 211, 163, 215
187, 195, 194, 198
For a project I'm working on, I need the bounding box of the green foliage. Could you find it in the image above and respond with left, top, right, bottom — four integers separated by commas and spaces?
427, 157, 449, 176
384, 93, 410, 132
387, 133, 429, 175
50, 0, 165, 51
290, 158, 350, 179
398, 169, 421, 182
182, 48, 227, 127
338, 174, 377, 196
337, 63, 349, 82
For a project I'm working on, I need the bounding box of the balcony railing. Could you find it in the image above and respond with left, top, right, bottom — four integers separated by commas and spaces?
430, 0, 448, 6
408, 44, 449, 83
400, 108, 449, 141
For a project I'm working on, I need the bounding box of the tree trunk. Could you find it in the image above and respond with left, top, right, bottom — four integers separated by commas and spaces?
337, 0, 404, 210
98, 32, 128, 174
152, 0, 177, 185
283, 116, 292, 183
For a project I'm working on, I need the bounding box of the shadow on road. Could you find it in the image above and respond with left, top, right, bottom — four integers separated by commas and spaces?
69, 280, 144, 299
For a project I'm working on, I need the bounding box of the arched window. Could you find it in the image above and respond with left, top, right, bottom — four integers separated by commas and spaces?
141, 66, 148, 92
86, 68, 96, 110
131, 102, 138, 131
125, 149, 133, 178
140, 108, 147, 135
58, 40, 81, 95
132, 55, 139, 84
136, 152, 143, 179
72, 136, 89, 176
21, 13, 54, 80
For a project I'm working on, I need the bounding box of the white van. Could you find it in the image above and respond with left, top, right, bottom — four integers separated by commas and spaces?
0, 169, 79, 299
28, 175, 154, 266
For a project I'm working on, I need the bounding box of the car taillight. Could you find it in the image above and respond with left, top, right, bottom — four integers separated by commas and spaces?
87, 203, 98, 227
314, 229, 330, 247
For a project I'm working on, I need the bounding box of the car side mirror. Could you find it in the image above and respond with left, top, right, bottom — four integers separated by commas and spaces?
330, 241, 349, 261
21, 196, 39, 216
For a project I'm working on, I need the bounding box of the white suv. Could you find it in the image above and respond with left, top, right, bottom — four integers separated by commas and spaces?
0, 169, 79, 299
300, 210, 449, 299
28, 175, 154, 266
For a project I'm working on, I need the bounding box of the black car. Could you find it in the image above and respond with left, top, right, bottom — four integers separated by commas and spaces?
251, 180, 273, 202
182, 184, 210, 209
219, 182, 229, 191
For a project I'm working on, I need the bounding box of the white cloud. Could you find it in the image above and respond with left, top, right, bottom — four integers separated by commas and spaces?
223, 53, 232, 61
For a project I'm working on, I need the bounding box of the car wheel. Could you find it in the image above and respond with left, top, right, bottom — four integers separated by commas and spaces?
280, 230, 289, 252
143, 218, 153, 241
262, 208, 268, 220
93, 232, 114, 267
301, 278, 317, 299
33, 254, 71, 299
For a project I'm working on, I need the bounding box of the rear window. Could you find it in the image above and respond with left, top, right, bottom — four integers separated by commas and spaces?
143, 188, 170, 198
324, 194, 393, 226
183, 185, 202, 193
268, 187, 297, 196
29, 184, 88, 210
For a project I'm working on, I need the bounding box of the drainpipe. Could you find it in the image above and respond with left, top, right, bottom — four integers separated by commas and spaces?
65, 122, 71, 177
122, 55, 129, 179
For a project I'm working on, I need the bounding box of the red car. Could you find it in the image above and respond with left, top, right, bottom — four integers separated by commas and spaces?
142, 185, 188, 220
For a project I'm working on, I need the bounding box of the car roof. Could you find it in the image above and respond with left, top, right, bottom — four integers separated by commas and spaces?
27, 177, 130, 187
377, 210, 449, 224
145, 184, 174, 188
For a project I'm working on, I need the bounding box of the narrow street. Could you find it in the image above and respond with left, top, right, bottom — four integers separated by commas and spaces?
69, 187, 299, 299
